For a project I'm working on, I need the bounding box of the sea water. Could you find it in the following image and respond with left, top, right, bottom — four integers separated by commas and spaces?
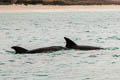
0, 11, 120, 80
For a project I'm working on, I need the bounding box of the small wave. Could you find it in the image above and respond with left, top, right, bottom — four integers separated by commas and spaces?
112, 54, 120, 58
105, 47, 119, 50
4, 50, 15, 54
88, 55, 97, 58
107, 36, 120, 40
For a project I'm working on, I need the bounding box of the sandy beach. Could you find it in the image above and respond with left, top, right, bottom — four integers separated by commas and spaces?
0, 5, 120, 12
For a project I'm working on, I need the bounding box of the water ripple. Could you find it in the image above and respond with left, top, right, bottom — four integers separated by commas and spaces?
0, 11, 120, 80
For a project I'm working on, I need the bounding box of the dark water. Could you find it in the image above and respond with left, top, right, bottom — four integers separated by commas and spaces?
0, 11, 120, 80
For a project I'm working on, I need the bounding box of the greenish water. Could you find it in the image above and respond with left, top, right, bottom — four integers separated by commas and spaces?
0, 11, 120, 80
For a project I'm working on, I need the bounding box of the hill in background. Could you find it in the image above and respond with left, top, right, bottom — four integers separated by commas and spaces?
0, 0, 120, 5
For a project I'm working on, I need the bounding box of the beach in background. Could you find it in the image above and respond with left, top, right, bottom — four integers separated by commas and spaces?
0, 5, 120, 12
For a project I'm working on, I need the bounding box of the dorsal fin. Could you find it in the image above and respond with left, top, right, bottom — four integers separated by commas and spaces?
11, 46, 28, 54
64, 37, 77, 48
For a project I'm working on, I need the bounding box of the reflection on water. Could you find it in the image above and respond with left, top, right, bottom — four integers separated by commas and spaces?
0, 11, 120, 80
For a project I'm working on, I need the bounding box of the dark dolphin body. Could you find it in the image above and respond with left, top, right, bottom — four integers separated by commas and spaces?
11, 46, 68, 54
11, 37, 103, 54
64, 37, 104, 50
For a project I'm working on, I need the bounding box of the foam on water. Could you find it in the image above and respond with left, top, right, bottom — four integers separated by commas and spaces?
0, 11, 120, 80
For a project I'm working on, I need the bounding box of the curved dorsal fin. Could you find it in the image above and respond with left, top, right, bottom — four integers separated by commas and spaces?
11, 46, 28, 54
64, 37, 77, 48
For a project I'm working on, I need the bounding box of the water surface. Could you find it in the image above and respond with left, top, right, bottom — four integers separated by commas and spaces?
0, 11, 120, 80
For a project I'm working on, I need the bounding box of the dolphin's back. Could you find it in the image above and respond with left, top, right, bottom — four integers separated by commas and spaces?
26, 46, 68, 53
72, 45, 103, 50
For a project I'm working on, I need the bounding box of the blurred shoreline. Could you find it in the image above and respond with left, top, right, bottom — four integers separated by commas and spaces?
0, 5, 120, 13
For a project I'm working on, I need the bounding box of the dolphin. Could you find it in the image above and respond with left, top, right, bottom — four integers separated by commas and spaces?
64, 37, 104, 50
11, 46, 68, 54
11, 37, 103, 54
